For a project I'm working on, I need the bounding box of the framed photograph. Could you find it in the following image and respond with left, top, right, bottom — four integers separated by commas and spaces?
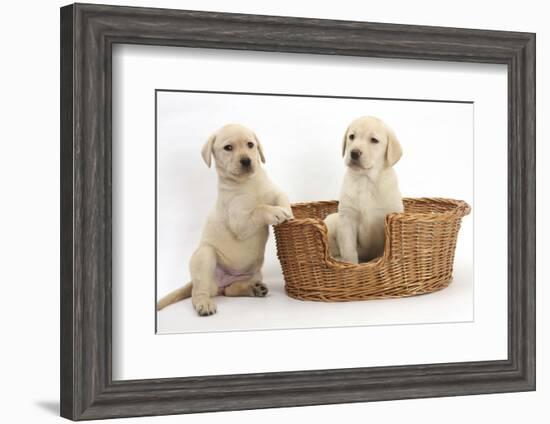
60, 3, 535, 420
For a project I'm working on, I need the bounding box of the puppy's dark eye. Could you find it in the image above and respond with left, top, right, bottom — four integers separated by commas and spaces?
223, 145, 233, 151
349, 134, 355, 140
247, 141, 254, 148
370, 137, 379, 144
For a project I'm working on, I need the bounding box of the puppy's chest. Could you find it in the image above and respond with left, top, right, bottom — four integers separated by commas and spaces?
226, 189, 273, 211
227, 192, 264, 211
342, 180, 395, 233
357, 186, 378, 212
344, 179, 383, 210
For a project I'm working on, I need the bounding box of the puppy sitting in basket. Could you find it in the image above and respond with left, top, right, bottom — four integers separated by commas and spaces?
324, 116, 404, 264
157, 124, 293, 316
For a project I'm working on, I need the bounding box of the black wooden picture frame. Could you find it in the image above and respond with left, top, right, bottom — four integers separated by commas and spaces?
60, 3, 536, 421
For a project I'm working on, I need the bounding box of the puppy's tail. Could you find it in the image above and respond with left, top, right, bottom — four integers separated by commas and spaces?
157, 282, 193, 311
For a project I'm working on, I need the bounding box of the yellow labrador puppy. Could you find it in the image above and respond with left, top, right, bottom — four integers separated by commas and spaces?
324, 116, 403, 264
157, 124, 292, 316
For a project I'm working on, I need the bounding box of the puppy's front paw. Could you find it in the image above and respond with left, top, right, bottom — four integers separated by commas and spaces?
193, 296, 217, 316
341, 254, 359, 264
263, 205, 292, 225
252, 282, 269, 297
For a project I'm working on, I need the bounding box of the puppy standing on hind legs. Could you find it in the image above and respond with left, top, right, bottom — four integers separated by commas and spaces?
156, 124, 292, 316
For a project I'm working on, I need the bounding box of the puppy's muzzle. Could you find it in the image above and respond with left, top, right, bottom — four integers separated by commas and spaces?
350, 149, 362, 161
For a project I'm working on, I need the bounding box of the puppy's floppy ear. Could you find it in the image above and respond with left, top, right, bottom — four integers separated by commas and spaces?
385, 125, 403, 166
253, 132, 266, 163
341, 127, 349, 157
201, 132, 216, 168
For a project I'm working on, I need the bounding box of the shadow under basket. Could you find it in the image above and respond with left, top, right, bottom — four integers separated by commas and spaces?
273, 198, 471, 302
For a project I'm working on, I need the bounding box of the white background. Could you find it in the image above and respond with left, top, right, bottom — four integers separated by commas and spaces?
114, 44, 506, 381
0, 0, 546, 423
156, 90, 474, 333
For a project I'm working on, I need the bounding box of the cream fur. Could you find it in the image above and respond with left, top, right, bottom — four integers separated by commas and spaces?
324, 116, 404, 264
157, 124, 292, 316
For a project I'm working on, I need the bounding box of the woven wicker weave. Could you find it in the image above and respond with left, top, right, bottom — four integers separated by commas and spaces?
273, 198, 471, 302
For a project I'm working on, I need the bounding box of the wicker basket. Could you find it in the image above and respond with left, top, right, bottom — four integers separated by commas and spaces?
273, 197, 471, 302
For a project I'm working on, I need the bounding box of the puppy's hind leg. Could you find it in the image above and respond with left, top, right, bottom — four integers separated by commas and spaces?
223, 272, 268, 297
189, 245, 219, 316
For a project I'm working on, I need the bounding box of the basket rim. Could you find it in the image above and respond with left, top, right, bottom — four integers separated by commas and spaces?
276, 197, 471, 270
288, 197, 471, 222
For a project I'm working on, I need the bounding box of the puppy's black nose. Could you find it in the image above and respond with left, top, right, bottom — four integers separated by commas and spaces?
350, 150, 362, 160
240, 157, 252, 167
